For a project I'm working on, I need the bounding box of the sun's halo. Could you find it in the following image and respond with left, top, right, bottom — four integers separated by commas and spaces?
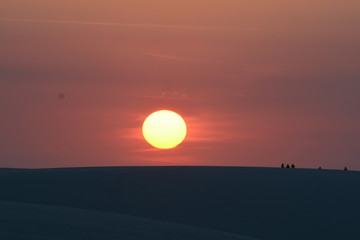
142, 110, 187, 149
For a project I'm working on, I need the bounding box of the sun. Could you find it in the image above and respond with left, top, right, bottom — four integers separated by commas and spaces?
142, 110, 187, 149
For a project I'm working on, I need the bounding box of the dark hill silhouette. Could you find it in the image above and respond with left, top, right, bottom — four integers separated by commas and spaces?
0, 166, 359, 240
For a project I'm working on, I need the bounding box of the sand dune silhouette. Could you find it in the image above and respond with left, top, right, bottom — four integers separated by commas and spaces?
0, 166, 359, 240
0, 201, 258, 240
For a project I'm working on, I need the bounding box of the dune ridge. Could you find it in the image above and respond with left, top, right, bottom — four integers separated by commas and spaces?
0, 201, 259, 240
0, 166, 359, 240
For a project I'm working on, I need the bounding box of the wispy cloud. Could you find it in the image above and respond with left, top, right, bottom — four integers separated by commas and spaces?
161, 90, 189, 99
145, 52, 210, 62
127, 90, 194, 102
0, 18, 230, 31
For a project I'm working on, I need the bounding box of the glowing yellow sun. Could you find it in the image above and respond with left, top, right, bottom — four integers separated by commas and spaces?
142, 110, 187, 149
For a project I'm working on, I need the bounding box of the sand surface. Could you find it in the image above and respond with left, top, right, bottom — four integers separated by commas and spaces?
0, 201, 258, 240
0, 166, 359, 239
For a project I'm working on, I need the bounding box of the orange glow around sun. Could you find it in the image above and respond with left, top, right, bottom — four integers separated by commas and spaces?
142, 110, 187, 149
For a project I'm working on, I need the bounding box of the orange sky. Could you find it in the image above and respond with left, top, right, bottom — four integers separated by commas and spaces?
0, 0, 359, 169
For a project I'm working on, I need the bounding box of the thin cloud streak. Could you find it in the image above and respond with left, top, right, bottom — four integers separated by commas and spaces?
146, 52, 211, 62
0, 18, 231, 30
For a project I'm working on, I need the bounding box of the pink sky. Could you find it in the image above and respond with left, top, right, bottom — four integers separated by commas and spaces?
0, 0, 359, 169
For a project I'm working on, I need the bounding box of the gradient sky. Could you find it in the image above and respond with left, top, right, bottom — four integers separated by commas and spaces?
1, 0, 359, 169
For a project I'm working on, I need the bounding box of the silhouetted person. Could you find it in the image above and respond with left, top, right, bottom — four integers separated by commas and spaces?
286, 164, 290, 168
291, 164, 295, 168
344, 167, 348, 171
318, 166, 322, 170
281, 163, 285, 168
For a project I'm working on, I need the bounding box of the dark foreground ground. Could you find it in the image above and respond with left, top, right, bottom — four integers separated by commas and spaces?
0, 201, 257, 240
0, 166, 359, 240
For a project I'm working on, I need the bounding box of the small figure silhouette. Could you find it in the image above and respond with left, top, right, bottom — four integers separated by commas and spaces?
318, 166, 322, 170
291, 164, 295, 168
286, 164, 290, 168
344, 167, 348, 171
281, 163, 285, 168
